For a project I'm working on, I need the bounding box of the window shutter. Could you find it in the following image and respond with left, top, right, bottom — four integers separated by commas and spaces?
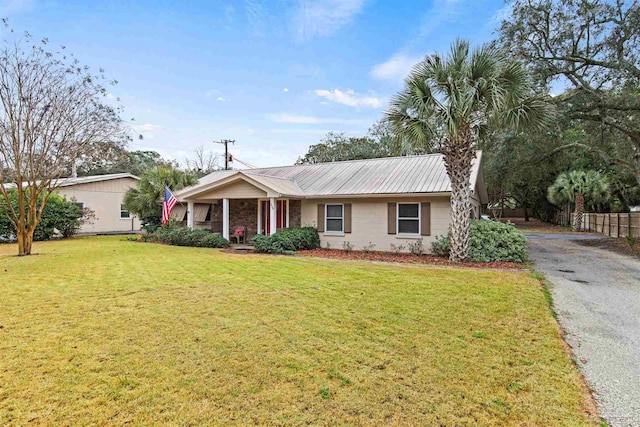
317, 204, 325, 232
344, 203, 352, 233
387, 203, 396, 234
421, 202, 431, 236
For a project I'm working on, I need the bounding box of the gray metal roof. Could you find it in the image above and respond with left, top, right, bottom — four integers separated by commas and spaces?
55, 173, 140, 187
178, 152, 486, 201
3, 173, 140, 189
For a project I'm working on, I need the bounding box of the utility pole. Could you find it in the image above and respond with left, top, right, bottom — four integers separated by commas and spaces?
214, 139, 235, 170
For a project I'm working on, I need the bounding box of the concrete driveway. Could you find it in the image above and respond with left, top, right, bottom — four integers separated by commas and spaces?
526, 233, 640, 427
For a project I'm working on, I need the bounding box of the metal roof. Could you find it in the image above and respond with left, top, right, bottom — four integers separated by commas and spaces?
55, 173, 140, 187
3, 173, 140, 189
177, 152, 486, 201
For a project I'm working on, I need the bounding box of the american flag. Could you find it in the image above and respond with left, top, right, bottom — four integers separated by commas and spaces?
162, 187, 179, 224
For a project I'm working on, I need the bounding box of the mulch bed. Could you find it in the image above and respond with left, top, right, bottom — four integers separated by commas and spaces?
297, 248, 524, 269
575, 237, 640, 259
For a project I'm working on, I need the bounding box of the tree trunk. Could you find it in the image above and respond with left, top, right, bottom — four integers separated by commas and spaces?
442, 127, 475, 262
16, 227, 34, 256
573, 193, 585, 232
523, 204, 529, 222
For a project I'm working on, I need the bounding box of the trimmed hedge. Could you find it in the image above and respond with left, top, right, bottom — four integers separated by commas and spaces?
252, 227, 321, 254
431, 220, 528, 263
153, 228, 230, 248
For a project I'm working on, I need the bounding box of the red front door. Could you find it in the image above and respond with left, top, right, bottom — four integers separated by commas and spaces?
260, 200, 287, 234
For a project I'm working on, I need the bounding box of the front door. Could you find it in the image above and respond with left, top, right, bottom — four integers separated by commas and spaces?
260, 199, 287, 234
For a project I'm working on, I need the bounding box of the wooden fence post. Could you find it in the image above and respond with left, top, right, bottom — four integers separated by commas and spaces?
617, 213, 621, 238
608, 213, 611, 236
630, 213, 633, 238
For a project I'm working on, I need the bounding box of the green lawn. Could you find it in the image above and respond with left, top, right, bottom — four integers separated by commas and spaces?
0, 237, 594, 425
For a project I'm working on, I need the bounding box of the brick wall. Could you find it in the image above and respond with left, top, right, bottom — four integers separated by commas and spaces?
202, 199, 301, 239
230, 199, 258, 239
289, 199, 301, 228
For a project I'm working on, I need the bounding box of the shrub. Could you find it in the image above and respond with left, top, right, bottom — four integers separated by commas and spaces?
389, 243, 405, 255
626, 236, 637, 247
431, 234, 451, 257
0, 190, 90, 241
408, 239, 425, 256
430, 220, 528, 262
362, 242, 376, 253
276, 227, 321, 250
252, 227, 321, 254
153, 228, 230, 248
342, 241, 354, 253
252, 233, 296, 255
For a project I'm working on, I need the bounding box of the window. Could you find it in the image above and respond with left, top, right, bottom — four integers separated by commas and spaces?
120, 204, 131, 219
74, 202, 84, 211
325, 204, 344, 233
397, 203, 420, 234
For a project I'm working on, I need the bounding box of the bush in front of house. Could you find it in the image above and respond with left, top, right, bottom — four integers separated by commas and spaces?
431, 220, 528, 263
0, 190, 89, 241
153, 227, 230, 248
277, 227, 321, 250
252, 233, 296, 255
252, 227, 321, 254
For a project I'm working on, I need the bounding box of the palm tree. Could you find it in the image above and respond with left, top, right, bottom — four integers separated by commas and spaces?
547, 170, 610, 231
123, 166, 197, 230
386, 39, 553, 262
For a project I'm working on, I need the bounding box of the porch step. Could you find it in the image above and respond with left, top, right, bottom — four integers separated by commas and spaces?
230, 245, 254, 254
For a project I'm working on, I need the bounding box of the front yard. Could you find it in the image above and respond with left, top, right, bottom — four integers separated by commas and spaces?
0, 237, 595, 425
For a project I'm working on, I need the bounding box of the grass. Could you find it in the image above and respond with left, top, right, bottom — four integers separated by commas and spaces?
0, 236, 596, 425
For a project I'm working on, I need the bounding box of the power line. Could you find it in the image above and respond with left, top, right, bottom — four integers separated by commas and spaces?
233, 157, 257, 169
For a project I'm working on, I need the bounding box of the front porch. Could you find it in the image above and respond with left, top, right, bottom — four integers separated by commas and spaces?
174, 169, 306, 242
172, 198, 301, 241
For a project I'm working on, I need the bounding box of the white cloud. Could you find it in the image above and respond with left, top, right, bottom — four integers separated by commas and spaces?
134, 123, 162, 139
283, 87, 289, 92
292, 0, 365, 42
217, 97, 226, 102
268, 113, 369, 125
204, 89, 219, 98
411, 0, 462, 46
370, 53, 422, 82
314, 89, 382, 109
136, 123, 162, 132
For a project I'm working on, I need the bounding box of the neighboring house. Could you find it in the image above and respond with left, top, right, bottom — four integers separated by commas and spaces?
55, 174, 141, 234
175, 152, 488, 252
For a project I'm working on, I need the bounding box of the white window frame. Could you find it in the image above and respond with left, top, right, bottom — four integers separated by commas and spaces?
120, 204, 131, 220
325, 203, 344, 234
397, 202, 421, 236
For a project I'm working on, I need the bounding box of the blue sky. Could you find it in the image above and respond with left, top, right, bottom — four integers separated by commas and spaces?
3, 0, 509, 167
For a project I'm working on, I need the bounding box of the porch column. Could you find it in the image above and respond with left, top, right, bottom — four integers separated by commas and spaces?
187, 201, 195, 229
257, 200, 262, 235
222, 198, 230, 240
269, 197, 277, 236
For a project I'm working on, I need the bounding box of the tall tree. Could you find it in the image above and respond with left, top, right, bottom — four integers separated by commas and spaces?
123, 166, 197, 231
296, 121, 413, 165
547, 170, 610, 230
184, 146, 220, 177
387, 39, 552, 261
76, 149, 173, 177
499, 0, 640, 185
0, 29, 126, 255
296, 132, 388, 164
